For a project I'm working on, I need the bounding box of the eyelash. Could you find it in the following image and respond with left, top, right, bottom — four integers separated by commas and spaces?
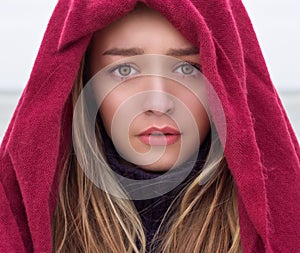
109, 63, 140, 80
184, 61, 202, 71
109, 61, 202, 79
174, 61, 202, 76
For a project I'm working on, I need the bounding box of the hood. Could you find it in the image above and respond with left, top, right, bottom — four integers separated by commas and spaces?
0, 0, 299, 252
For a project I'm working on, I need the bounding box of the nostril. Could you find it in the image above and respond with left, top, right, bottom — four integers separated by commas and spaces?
145, 109, 165, 116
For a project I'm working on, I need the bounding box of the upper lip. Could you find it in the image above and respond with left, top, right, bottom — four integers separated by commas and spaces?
138, 126, 181, 136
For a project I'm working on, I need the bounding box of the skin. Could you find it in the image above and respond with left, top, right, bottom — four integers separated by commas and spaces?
88, 6, 210, 171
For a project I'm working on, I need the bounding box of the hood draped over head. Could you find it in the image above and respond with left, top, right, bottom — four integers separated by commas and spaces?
0, 0, 299, 252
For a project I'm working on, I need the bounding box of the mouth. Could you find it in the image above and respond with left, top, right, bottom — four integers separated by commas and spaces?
137, 126, 181, 146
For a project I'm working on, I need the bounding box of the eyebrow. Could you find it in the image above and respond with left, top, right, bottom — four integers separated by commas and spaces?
102, 47, 199, 56
166, 47, 199, 56
102, 48, 144, 56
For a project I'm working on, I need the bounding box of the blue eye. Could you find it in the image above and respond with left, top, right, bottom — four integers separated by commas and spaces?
111, 64, 139, 78
174, 62, 201, 76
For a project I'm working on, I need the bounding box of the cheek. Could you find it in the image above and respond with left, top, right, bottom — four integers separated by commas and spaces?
99, 92, 124, 137
99, 100, 115, 137
196, 108, 210, 142
184, 98, 210, 142
98, 88, 134, 137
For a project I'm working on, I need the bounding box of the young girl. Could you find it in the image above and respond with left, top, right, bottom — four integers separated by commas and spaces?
1, 1, 299, 253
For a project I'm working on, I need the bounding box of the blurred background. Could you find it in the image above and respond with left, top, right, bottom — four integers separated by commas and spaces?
0, 0, 299, 142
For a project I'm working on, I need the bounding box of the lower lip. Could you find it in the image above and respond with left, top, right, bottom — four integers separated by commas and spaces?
138, 134, 180, 146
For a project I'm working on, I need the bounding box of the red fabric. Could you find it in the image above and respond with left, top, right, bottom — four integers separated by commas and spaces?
1, 0, 299, 252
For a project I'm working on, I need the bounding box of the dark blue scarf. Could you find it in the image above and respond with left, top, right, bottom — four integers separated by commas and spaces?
102, 129, 211, 250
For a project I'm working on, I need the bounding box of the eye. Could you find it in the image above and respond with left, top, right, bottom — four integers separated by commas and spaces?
111, 64, 139, 78
174, 62, 201, 76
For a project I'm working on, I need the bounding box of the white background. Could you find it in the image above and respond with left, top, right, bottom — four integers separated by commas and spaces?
0, 1, 299, 141
0, 0, 299, 92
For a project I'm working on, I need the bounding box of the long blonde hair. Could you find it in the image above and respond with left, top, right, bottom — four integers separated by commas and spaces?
51, 50, 241, 252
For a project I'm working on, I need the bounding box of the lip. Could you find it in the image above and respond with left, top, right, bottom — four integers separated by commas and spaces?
137, 126, 181, 146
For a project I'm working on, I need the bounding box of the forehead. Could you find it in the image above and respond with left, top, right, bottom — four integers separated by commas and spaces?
90, 7, 194, 53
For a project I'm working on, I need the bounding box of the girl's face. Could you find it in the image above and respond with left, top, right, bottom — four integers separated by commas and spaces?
88, 7, 210, 171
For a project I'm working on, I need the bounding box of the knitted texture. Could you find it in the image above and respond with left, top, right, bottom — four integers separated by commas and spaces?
0, 0, 299, 252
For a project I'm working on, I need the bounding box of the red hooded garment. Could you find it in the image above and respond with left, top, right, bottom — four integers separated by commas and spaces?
1, 0, 299, 252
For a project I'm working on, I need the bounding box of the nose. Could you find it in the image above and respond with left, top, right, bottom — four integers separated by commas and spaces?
142, 77, 175, 116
